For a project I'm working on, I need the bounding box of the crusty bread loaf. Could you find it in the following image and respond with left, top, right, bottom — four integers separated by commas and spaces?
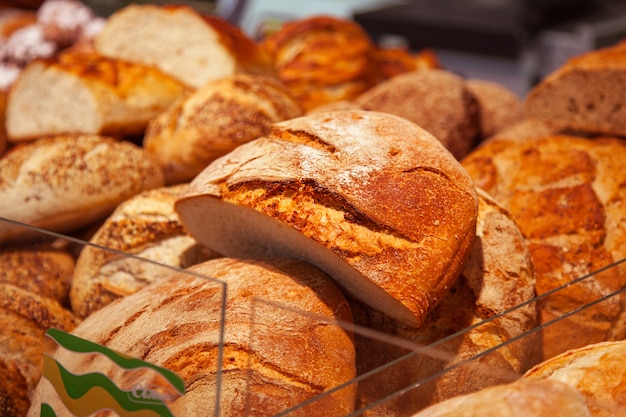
408, 379, 592, 417
461, 134, 626, 360
355, 69, 481, 159
259, 15, 382, 111
175, 110, 478, 329
351, 188, 539, 416
373, 47, 441, 80
94, 4, 274, 89
525, 41, 626, 137
0, 134, 165, 243
0, 247, 74, 307
466, 79, 525, 140
5, 51, 189, 142
0, 283, 78, 417
30, 257, 357, 417
524, 340, 626, 416
70, 184, 220, 318
144, 74, 303, 184
482, 118, 556, 144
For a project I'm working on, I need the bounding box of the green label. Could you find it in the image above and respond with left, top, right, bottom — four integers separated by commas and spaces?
41, 328, 185, 417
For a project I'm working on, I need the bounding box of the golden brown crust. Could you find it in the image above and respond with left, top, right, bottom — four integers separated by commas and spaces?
176, 110, 478, 328
373, 47, 442, 80
31, 257, 357, 417
144, 74, 303, 184
524, 340, 626, 416
260, 15, 381, 111
70, 184, 220, 318
351, 188, 539, 415
461, 135, 626, 360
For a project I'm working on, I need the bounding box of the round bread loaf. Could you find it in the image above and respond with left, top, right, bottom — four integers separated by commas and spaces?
408, 379, 592, 417
259, 15, 381, 111
70, 184, 220, 318
0, 134, 165, 243
351, 188, 539, 416
461, 134, 626, 360
524, 340, 626, 416
355, 69, 480, 160
465, 79, 525, 140
144, 74, 303, 184
175, 110, 479, 329
0, 283, 78, 417
29, 257, 357, 417
94, 4, 274, 89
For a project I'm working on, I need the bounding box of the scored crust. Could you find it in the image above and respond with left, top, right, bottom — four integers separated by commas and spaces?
176, 110, 478, 328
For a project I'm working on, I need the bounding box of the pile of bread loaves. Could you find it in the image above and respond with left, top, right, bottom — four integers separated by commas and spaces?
0, 1, 625, 416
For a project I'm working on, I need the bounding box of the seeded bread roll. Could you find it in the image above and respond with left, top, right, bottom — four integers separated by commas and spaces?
0, 134, 165, 243
525, 41, 626, 137
144, 74, 303, 184
5, 51, 189, 142
175, 110, 478, 329
408, 379, 591, 417
259, 15, 381, 111
523, 340, 626, 416
70, 184, 220, 318
461, 134, 626, 360
352, 188, 539, 416
94, 4, 274, 89
355, 70, 480, 159
0, 283, 78, 417
29, 257, 357, 417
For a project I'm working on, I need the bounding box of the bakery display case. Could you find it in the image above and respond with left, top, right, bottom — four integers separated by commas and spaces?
1, 1, 626, 416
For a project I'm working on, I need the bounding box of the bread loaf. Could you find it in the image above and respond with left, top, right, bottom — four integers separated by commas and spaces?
461, 134, 626, 360
30, 257, 357, 417
144, 74, 303, 184
0, 134, 165, 243
5, 51, 189, 142
355, 70, 481, 159
175, 110, 478, 329
525, 41, 626, 137
524, 340, 626, 416
259, 15, 382, 111
94, 4, 274, 89
351, 188, 539, 416
0, 247, 74, 306
465, 79, 525, 140
0, 283, 78, 417
408, 379, 592, 417
70, 184, 220, 318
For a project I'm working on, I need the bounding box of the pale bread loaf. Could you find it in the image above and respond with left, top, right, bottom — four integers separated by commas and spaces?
5, 51, 189, 142
94, 4, 274, 89
144, 74, 303, 184
70, 184, 220, 318
0, 134, 165, 243
408, 379, 591, 417
525, 41, 626, 137
355, 70, 481, 160
466, 79, 525, 140
352, 188, 539, 416
461, 135, 626, 360
29, 257, 356, 417
175, 110, 478, 329
524, 340, 626, 416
